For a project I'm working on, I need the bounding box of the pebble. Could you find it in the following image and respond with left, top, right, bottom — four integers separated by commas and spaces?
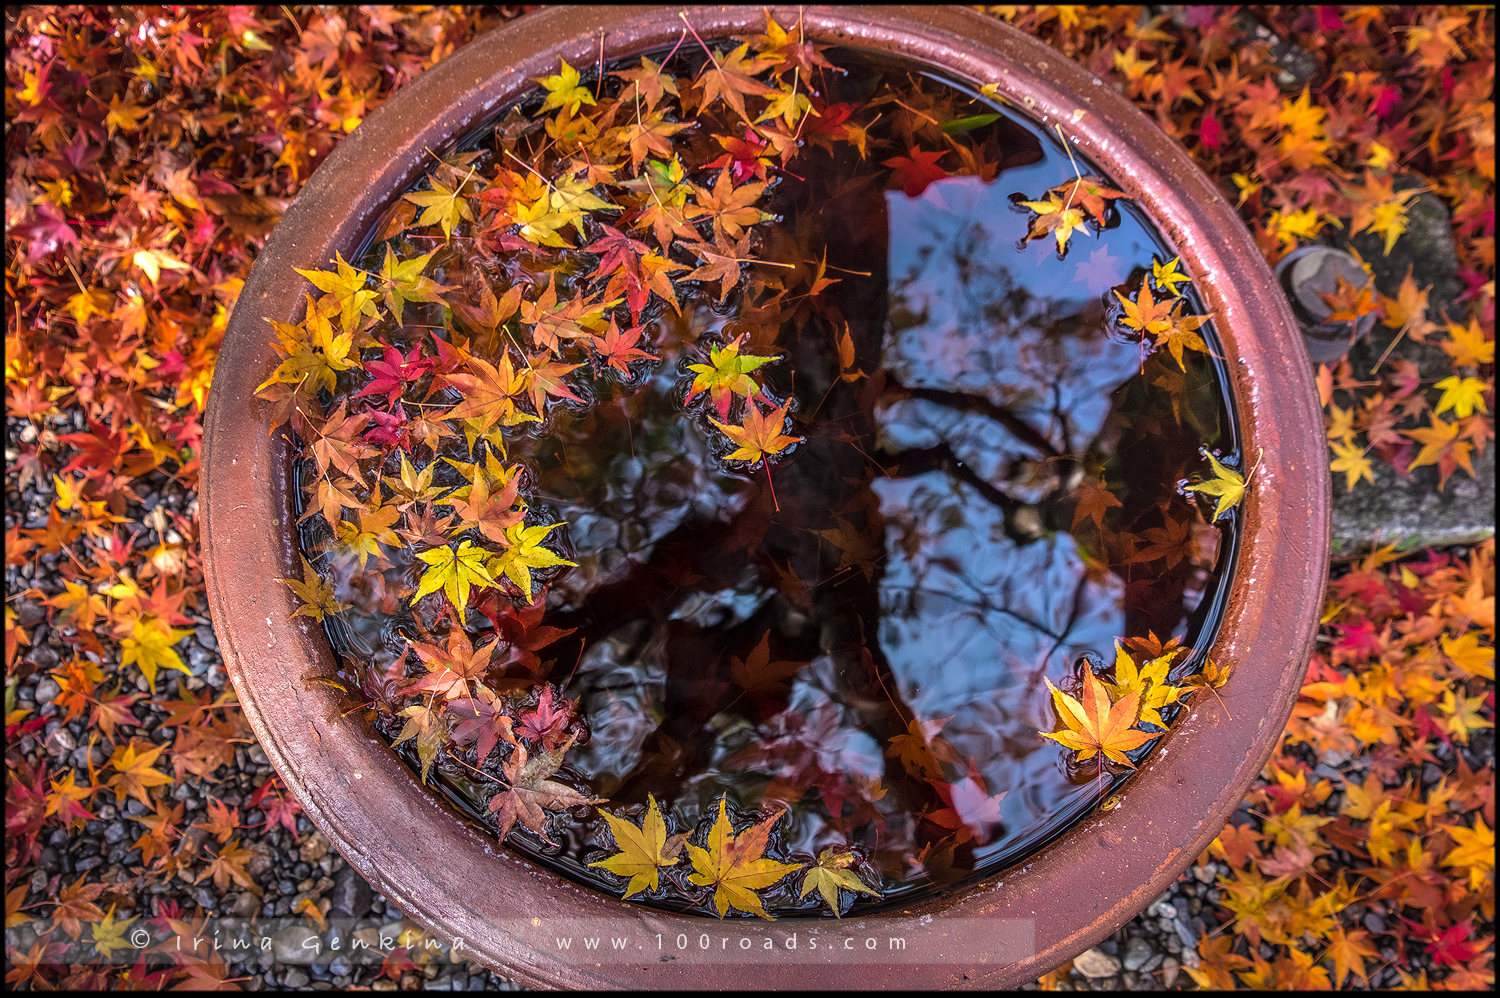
1364, 912, 1385, 934
1072, 947, 1121, 978
282, 968, 311, 988
1157, 901, 1177, 919
33, 677, 61, 704
1122, 936, 1153, 972
329, 864, 374, 919
1161, 956, 1180, 988
43, 727, 76, 758
1174, 917, 1199, 948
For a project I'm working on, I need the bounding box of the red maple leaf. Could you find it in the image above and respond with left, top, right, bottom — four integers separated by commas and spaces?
1334, 618, 1383, 659
517, 685, 575, 752
353, 343, 432, 408
882, 148, 949, 198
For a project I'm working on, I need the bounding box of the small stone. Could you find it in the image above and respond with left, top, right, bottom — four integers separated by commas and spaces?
195, 625, 219, 650
1122, 936, 1153, 972
33, 676, 61, 704
25, 644, 61, 669
1157, 902, 1177, 919
1364, 912, 1385, 934
248, 745, 269, 765
328, 864, 373, 920
1161, 957, 1179, 989
1140, 952, 1164, 974
103, 821, 128, 844
371, 982, 398, 992
329, 956, 352, 977
1192, 864, 1214, 884
273, 926, 316, 963
1072, 947, 1121, 979
1181, 940, 1201, 970
30, 868, 48, 893
299, 832, 331, 864
75, 855, 104, 872
43, 727, 76, 757
1174, 917, 1199, 949
282, 968, 311, 988
230, 891, 262, 918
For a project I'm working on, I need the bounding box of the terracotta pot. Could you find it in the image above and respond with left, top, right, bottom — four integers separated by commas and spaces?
203, 5, 1329, 988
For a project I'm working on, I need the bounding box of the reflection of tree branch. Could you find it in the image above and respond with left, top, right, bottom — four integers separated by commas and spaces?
880, 583, 1066, 643
882, 443, 1020, 513
882, 379, 1061, 459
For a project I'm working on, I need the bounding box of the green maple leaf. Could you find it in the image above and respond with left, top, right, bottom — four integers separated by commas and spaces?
404, 171, 475, 240
685, 337, 777, 420
488, 521, 577, 596
378, 247, 453, 324
412, 540, 497, 609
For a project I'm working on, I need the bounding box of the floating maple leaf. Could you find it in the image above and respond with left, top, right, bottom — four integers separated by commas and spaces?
403, 628, 499, 701
590, 794, 686, 899
685, 797, 802, 919
1185, 448, 1259, 520
1041, 665, 1161, 768
798, 847, 880, 916
710, 400, 803, 465
487, 736, 599, 844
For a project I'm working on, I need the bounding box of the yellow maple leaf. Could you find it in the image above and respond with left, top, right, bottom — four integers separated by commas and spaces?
487, 521, 577, 596
119, 617, 194, 689
1185, 448, 1258, 520
1042, 666, 1162, 768
589, 794, 682, 899
1441, 817, 1494, 889
535, 57, 597, 116
1329, 440, 1374, 491
798, 848, 880, 917
1441, 316, 1495, 367
1100, 644, 1185, 729
686, 798, 802, 919
1432, 375, 1490, 419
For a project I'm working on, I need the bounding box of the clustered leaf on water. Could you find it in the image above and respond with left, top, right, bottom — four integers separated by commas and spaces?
256, 11, 1250, 917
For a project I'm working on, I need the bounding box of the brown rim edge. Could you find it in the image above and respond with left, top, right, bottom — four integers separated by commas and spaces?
202, 6, 1330, 990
